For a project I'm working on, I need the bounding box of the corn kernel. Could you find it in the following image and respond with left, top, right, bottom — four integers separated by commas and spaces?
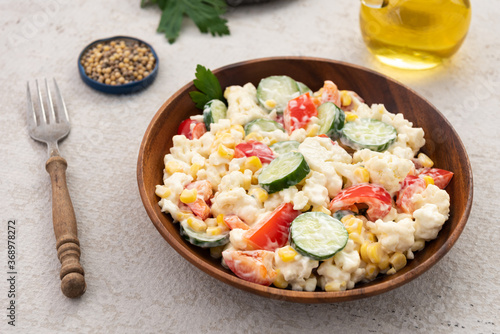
354, 167, 370, 183
265, 99, 277, 109
411, 239, 425, 252
360, 241, 371, 263
155, 185, 171, 199
217, 144, 234, 159
177, 210, 193, 221
389, 252, 407, 271
340, 90, 352, 106
349, 232, 363, 245
165, 160, 184, 174
325, 281, 346, 292
249, 187, 269, 203
297, 175, 308, 187
344, 217, 363, 235
386, 268, 397, 275
312, 205, 331, 215
251, 174, 259, 185
220, 133, 236, 149
367, 242, 385, 264
341, 214, 355, 224
210, 245, 225, 259
417, 153, 434, 168
423, 175, 434, 186
242, 176, 252, 190
278, 246, 298, 262
214, 129, 229, 140
244, 156, 263, 173
245, 132, 264, 142
187, 217, 207, 232
273, 269, 288, 289
180, 188, 198, 204
345, 112, 358, 122
206, 226, 222, 236
230, 124, 245, 137
189, 163, 201, 178
301, 203, 311, 212
205, 218, 218, 227
378, 256, 390, 270
269, 138, 278, 145
365, 263, 379, 280
216, 214, 225, 226
365, 232, 377, 243
306, 124, 319, 137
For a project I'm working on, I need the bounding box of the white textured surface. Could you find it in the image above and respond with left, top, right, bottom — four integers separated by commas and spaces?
1, 0, 499, 333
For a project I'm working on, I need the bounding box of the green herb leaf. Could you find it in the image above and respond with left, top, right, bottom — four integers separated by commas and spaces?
189, 65, 225, 109
157, 0, 184, 43
151, 0, 230, 44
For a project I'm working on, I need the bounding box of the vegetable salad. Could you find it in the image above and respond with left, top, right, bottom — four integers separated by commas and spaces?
156, 74, 453, 292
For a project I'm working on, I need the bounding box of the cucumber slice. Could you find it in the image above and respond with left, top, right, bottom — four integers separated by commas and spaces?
258, 151, 310, 193
244, 118, 284, 135
270, 140, 300, 155
257, 75, 301, 112
180, 222, 229, 248
203, 99, 227, 130
296, 81, 312, 95
290, 212, 348, 261
317, 102, 345, 139
341, 118, 397, 152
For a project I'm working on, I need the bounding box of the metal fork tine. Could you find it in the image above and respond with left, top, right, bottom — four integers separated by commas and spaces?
53, 79, 70, 123
45, 78, 57, 124
35, 79, 47, 124
26, 82, 37, 129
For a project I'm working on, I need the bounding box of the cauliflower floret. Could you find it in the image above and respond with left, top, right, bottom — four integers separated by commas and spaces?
159, 199, 183, 222
211, 188, 263, 225
354, 149, 414, 196
332, 162, 363, 188
263, 186, 308, 211
163, 155, 191, 177
411, 184, 450, 216
317, 240, 364, 291
224, 83, 268, 125
413, 204, 448, 240
301, 171, 329, 207
160, 172, 193, 201
299, 137, 350, 197
209, 118, 232, 134
196, 164, 227, 191
208, 148, 233, 166
228, 157, 246, 172
171, 132, 215, 159
274, 247, 319, 291
366, 218, 415, 253
218, 170, 251, 192
229, 228, 248, 250
251, 129, 289, 147
289, 128, 308, 142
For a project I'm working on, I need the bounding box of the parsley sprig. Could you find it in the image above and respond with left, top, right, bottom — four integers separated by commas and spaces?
189, 65, 225, 109
141, 0, 230, 44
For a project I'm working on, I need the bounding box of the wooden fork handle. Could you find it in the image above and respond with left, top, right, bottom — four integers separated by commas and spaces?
46, 156, 86, 298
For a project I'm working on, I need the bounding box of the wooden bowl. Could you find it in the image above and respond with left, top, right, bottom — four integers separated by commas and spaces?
137, 57, 473, 303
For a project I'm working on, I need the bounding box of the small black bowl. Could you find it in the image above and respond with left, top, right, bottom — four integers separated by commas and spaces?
78, 36, 159, 94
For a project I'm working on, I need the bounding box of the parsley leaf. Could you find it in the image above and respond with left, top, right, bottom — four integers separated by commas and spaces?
142, 0, 230, 44
189, 65, 225, 109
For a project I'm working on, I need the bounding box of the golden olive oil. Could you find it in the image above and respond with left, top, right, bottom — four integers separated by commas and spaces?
360, 0, 471, 70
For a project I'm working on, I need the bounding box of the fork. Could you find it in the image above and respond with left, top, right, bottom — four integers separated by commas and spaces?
27, 79, 86, 298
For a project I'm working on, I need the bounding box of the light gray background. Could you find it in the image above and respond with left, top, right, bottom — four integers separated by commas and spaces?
1, 0, 499, 333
